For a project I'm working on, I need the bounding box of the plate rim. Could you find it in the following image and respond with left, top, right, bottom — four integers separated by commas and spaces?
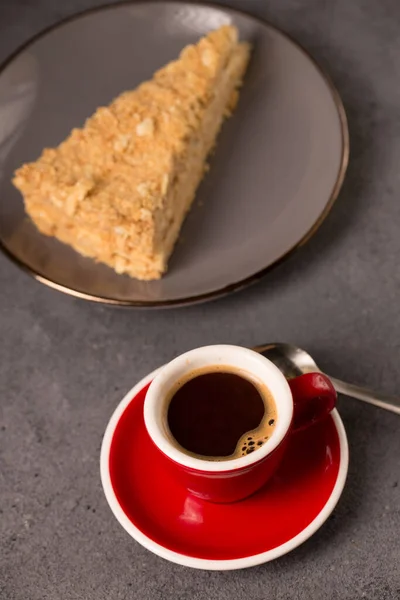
0, 0, 350, 308
100, 367, 349, 570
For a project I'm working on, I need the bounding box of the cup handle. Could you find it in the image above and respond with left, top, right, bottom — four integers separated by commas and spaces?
288, 373, 337, 432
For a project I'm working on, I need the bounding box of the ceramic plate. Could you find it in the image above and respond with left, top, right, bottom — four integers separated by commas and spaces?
0, 1, 348, 307
100, 368, 349, 569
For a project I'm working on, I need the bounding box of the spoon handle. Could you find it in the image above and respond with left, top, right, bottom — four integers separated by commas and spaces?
328, 376, 400, 415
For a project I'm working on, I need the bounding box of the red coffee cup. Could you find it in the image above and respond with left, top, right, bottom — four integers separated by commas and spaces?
144, 345, 336, 503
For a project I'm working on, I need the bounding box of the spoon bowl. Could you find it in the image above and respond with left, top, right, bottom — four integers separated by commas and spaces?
253, 343, 321, 379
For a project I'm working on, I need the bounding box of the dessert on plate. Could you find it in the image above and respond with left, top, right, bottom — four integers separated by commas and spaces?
13, 25, 250, 280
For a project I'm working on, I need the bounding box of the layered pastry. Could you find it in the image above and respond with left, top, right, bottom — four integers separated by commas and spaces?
13, 26, 251, 280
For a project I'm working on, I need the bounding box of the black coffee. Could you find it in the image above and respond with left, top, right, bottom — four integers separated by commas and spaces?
166, 367, 277, 460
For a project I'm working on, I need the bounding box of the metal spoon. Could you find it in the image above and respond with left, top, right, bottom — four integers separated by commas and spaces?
253, 342, 400, 415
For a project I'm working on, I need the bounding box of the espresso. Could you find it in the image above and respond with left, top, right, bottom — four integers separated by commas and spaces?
166, 366, 277, 460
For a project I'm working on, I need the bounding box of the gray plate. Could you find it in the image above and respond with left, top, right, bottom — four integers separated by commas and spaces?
0, 1, 348, 307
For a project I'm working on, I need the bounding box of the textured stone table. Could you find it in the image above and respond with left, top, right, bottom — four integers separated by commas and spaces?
1, 1, 399, 598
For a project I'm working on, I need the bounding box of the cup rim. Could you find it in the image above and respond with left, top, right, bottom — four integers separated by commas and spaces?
143, 345, 294, 472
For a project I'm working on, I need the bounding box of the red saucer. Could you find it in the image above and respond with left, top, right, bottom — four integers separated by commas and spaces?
101, 370, 348, 569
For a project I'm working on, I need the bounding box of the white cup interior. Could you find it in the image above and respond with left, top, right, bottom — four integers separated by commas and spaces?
144, 345, 294, 472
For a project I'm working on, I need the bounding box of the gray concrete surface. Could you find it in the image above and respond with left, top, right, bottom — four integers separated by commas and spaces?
0, 1, 399, 598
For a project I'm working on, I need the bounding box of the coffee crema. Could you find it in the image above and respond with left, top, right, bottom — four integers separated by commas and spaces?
165, 366, 277, 461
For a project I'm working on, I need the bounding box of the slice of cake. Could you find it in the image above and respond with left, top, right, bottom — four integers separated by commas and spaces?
13, 26, 251, 280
